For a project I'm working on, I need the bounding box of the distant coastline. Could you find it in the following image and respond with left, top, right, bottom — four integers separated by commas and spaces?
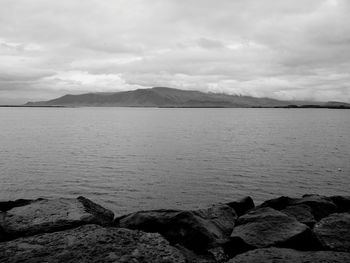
1, 105, 349, 109
22, 87, 350, 109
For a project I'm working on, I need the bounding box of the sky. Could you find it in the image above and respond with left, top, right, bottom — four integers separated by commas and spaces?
1, 0, 350, 104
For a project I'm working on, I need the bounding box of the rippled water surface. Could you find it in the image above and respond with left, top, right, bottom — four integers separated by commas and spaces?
1, 107, 349, 215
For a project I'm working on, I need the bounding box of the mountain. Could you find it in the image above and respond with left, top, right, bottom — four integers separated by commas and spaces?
25, 87, 292, 107
24, 87, 349, 108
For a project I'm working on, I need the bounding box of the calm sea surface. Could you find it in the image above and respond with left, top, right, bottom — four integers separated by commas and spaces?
0, 107, 349, 215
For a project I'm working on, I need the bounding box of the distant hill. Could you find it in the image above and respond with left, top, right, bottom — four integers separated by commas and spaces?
24, 87, 350, 108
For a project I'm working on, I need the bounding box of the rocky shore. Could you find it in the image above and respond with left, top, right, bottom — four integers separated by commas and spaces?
0, 194, 349, 262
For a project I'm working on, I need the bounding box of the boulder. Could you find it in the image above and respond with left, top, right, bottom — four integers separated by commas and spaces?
0, 212, 5, 241
0, 224, 186, 263
229, 207, 319, 253
259, 196, 296, 210
314, 213, 350, 252
226, 196, 255, 216
0, 199, 34, 212
175, 245, 221, 263
226, 247, 350, 263
260, 194, 337, 220
1, 196, 114, 239
330, 196, 350, 212
116, 204, 237, 252
193, 204, 238, 237
281, 204, 316, 227
295, 195, 338, 220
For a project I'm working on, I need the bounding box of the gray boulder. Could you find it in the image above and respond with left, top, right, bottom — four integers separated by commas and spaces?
314, 213, 350, 252
295, 195, 338, 220
260, 194, 337, 220
0, 224, 186, 263
0, 199, 33, 212
1, 196, 114, 239
330, 196, 350, 212
226, 247, 350, 263
229, 207, 319, 253
116, 203, 237, 252
175, 245, 229, 263
226, 196, 255, 216
0, 212, 5, 241
281, 204, 316, 227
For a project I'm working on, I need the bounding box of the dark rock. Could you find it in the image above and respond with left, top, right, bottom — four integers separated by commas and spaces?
1, 196, 114, 239
330, 196, 350, 212
175, 245, 216, 263
296, 195, 337, 220
226, 247, 350, 263
229, 207, 320, 253
226, 196, 255, 216
260, 194, 337, 220
193, 204, 238, 237
0, 199, 34, 212
259, 196, 296, 210
314, 213, 350, 252
174, 245, 229, 263
0, 212, 5, 241
116, 204, 237, 252
281, 204, 316, 227
0, 224, 186, 263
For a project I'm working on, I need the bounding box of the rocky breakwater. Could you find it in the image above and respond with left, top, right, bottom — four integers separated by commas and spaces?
0, 194, 349, 262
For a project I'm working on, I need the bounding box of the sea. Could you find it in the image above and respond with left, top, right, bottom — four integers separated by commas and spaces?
0, 107, 349, 215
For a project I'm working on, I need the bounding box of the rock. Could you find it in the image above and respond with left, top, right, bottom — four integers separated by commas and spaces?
174, 245, 229, 263
226, 196, 255, 216
259, 196, 295, 210
281, 204, 316, 227
229, 207, 320, 253
0, 212, 5, 242
175, 245, 217, 263
330, 196, 350, 212
260, 194, 337, 220
295, 195, 338, 220
208, 246, 230, 262
226, 247, 350, 263
1, 196, 114, 239
116, 204, 237, 252
0, 224, 186, 263
193, 204, 238, 237
314, 213, 350, 252
0, 199, 34, 212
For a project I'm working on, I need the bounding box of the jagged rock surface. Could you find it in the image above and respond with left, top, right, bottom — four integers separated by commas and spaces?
0, 224, 186, 263
226, 196, 255, 216
226, 247, 350, 263
229, 207, 319, 252
1, 196, 114, 239
259, 194, 337, 220
314, 213, 350, 252
1, 194, 349, 262
330, 196, 350, 212
116, 203, 237, 252
281, 204, 316, 227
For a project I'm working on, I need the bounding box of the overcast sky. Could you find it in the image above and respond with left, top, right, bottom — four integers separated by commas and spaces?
1, 0, 349, 104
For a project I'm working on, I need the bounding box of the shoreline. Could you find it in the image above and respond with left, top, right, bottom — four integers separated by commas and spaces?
0, 194, 349, 262
1, 105, 349, 109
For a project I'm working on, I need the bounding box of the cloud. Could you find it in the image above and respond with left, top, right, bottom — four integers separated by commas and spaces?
0, 0, 349, 104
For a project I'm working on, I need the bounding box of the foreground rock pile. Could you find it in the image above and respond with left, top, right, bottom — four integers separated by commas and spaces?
0, 194, 349, 262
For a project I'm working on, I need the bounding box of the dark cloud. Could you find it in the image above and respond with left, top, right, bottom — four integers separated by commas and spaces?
0, 0, 349, 103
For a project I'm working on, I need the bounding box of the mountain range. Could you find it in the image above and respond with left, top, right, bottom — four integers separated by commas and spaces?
25, 87, 350, 108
